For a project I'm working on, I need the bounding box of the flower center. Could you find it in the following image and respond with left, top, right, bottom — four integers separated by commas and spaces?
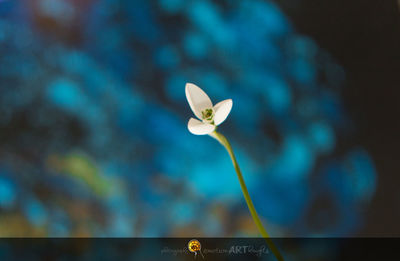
201, 108, 214, 123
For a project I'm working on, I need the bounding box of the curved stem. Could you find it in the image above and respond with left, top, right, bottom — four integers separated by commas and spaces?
209, 131, 284, 261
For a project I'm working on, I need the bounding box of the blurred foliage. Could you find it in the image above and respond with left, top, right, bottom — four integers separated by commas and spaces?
0, 0, 375, 237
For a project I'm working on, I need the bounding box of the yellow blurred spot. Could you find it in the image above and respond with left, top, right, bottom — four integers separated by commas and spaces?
46, 151, 117, 197
0, 214, 46, 237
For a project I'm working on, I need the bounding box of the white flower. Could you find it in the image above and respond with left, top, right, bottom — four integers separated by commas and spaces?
185, 83, 232, 135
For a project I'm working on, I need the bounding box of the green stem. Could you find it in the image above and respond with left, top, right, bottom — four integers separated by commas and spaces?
209, 130, 284, 261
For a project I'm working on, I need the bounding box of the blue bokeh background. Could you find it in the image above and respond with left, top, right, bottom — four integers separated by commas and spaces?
0, 0, 378, 237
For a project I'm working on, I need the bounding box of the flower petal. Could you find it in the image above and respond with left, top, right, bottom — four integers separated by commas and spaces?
185, 83, 213, 119
187, 118, 215, 135
213, 99, 232, 125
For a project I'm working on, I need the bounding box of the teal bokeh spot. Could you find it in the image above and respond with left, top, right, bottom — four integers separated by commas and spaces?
158, 0, 184, 14
165, 74, 187, 101
263, 77, 292, 113
170, 201, 195, 225
183, 31, 209, 60
155, 45, 180, 69
274, 135, 314, 181
24, 199, 47, 226
308, 122, 336, 153
46, 78, 85, 112
0, 177, 16, 209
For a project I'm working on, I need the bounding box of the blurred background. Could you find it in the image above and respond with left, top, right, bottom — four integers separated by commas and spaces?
0, 0, 398, 237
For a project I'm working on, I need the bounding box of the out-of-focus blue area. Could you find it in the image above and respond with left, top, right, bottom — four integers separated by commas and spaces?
0, 0, 375, 237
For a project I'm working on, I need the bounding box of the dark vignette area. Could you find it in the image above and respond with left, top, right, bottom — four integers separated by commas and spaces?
275, 0, 400, 235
